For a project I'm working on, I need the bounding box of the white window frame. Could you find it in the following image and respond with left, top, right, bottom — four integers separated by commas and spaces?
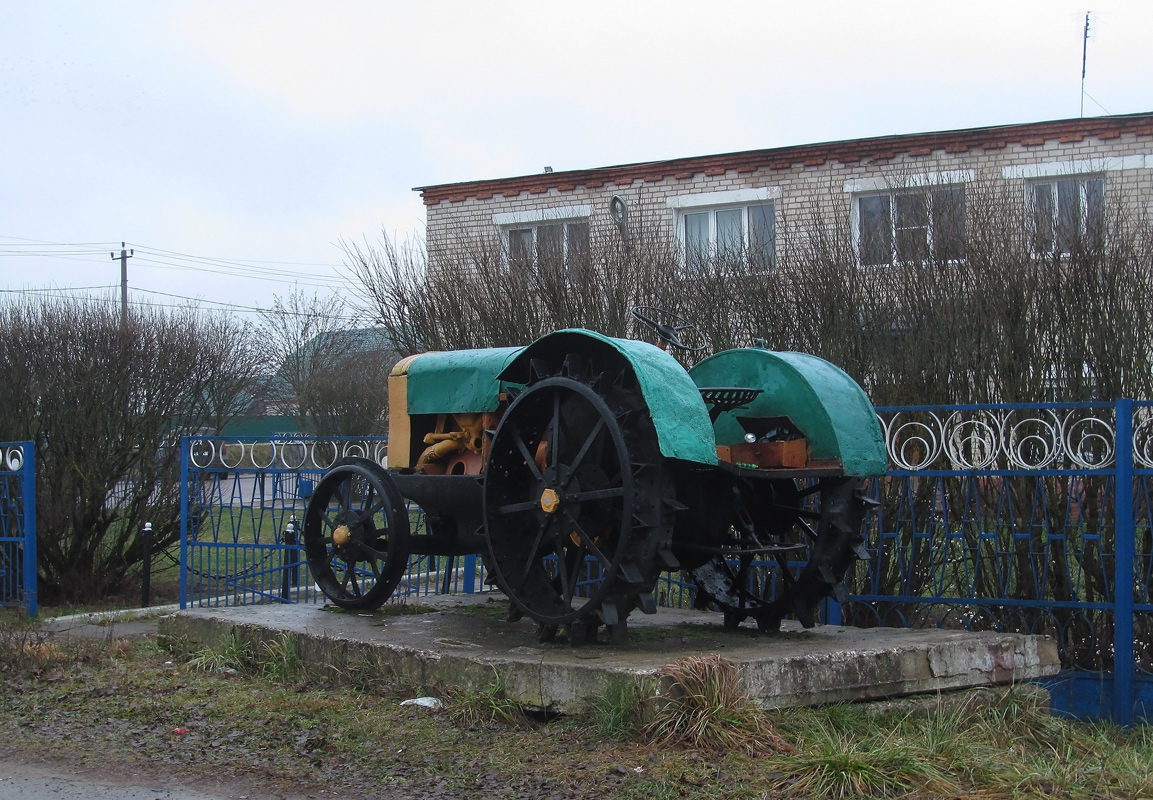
1003, 156, 1153, 254
492, 205, 592, 271
1024, 174, 1105, 256
845, 171, 973, 267
667, 188, 781, 267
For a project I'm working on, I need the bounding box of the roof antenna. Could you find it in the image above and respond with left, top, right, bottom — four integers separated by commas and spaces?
1080, 11, 1090, 118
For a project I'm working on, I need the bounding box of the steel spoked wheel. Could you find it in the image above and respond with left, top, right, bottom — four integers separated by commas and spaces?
484, 377, 636, 627
304, 458, 410, 610
690, 477, 870, 632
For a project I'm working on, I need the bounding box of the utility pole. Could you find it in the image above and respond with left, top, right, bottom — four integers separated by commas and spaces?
111, 242, 134, 321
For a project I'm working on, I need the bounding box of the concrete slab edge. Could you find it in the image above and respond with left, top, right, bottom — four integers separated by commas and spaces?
158, 611, 1060, 716
41, 603, 182, 626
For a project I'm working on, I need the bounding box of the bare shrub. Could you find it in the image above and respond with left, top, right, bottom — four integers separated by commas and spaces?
347, 185, 1153, 405
0, 297, 260, 603
256, 290, 395, 435
343, 222, 689, 359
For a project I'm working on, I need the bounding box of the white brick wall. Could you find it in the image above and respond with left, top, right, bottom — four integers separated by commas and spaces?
423, 127, 1153, 268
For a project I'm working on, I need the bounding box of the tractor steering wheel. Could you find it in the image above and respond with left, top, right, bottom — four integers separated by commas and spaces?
630, 306, 708, 352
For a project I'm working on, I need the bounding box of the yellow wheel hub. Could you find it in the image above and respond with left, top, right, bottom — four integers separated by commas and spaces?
540, 488, 561, 514
332, 524, 352, 547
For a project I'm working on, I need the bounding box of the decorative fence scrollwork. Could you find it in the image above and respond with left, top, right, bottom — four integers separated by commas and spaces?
180, 436, 392, 609
1133, 407, 1153, 469
881, 404, 1120, 471
186, 437, 389, 473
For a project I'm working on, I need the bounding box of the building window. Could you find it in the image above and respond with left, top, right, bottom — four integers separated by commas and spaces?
668, 188, 780, 271
1030, 177, 1105, 255
856, 186, 966, 266
681, 202, 775, 268
492, 206, 594, 276
505, 220, 590, 273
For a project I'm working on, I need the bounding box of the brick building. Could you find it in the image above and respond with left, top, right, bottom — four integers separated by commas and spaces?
416, 112, 1153, 270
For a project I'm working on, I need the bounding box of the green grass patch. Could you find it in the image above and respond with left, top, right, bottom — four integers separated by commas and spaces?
591, 675, 647, 739
444, 668, 528, 727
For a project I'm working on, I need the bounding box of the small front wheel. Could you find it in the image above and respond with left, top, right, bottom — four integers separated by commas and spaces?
304, 458, 410, 610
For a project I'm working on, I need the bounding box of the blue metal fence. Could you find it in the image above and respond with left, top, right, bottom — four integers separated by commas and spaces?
0, 442, 36, 617
841, 400, 1149, 724
181, 436, 379, 607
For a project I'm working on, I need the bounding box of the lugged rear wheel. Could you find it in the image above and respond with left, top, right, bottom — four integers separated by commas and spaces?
689, 476, 871, 632
483, 373, 672, 641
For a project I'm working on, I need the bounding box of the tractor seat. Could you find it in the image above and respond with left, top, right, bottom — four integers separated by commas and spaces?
698, 387, 763, 423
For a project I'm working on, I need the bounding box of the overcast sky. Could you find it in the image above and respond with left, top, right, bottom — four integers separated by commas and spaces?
2, 0, 1151, 320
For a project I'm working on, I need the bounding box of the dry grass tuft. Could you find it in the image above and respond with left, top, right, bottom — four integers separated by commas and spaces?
20, 640, 64, 663
644, 654, 789, 756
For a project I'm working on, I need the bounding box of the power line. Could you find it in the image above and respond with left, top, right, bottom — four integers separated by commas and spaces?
0, 284, 119, 294
0, 249, 111, 256
130, 255, 355, 289
0, 286, 378, 328
133, 243, 345, 268
0, 247, 347, 283
0, 234, 122, 246
0, 281, 369, 321
0, 244, 359, 291
0, 288, 353, 319
0, 236, 352, 278
131, 248, 341, 280
0, 236, 371, 314
130, 287, 364, 321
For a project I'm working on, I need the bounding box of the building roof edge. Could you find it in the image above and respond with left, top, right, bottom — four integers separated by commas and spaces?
414, 112, 1153, 206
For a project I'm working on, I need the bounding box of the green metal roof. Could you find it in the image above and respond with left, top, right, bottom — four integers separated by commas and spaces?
690, 348, 886, 476
406, 346, 525, 414
501, 330, 718, 465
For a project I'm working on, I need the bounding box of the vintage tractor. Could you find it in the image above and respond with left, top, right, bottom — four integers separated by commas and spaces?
303, 309, 885, 644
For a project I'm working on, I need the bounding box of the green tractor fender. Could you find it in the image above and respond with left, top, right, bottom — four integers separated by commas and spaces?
689, 347, 886, 476
498, 329, 718, 466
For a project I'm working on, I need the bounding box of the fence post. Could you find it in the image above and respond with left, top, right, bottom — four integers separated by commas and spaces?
1114, 398, 1135, 726
22, 443, 36, 618
440, 555, 455, 594
824, 597, 842, 626
179, 436, 189, 610
281, 516, 298, 601
139, 522, 152, 608
463, 554, 476, 594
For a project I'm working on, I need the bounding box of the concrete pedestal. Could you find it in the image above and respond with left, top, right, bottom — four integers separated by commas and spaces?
159, 595, 1060, 714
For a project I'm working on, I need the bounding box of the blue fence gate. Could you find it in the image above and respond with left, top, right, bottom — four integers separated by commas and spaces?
0, 442, 36, 617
